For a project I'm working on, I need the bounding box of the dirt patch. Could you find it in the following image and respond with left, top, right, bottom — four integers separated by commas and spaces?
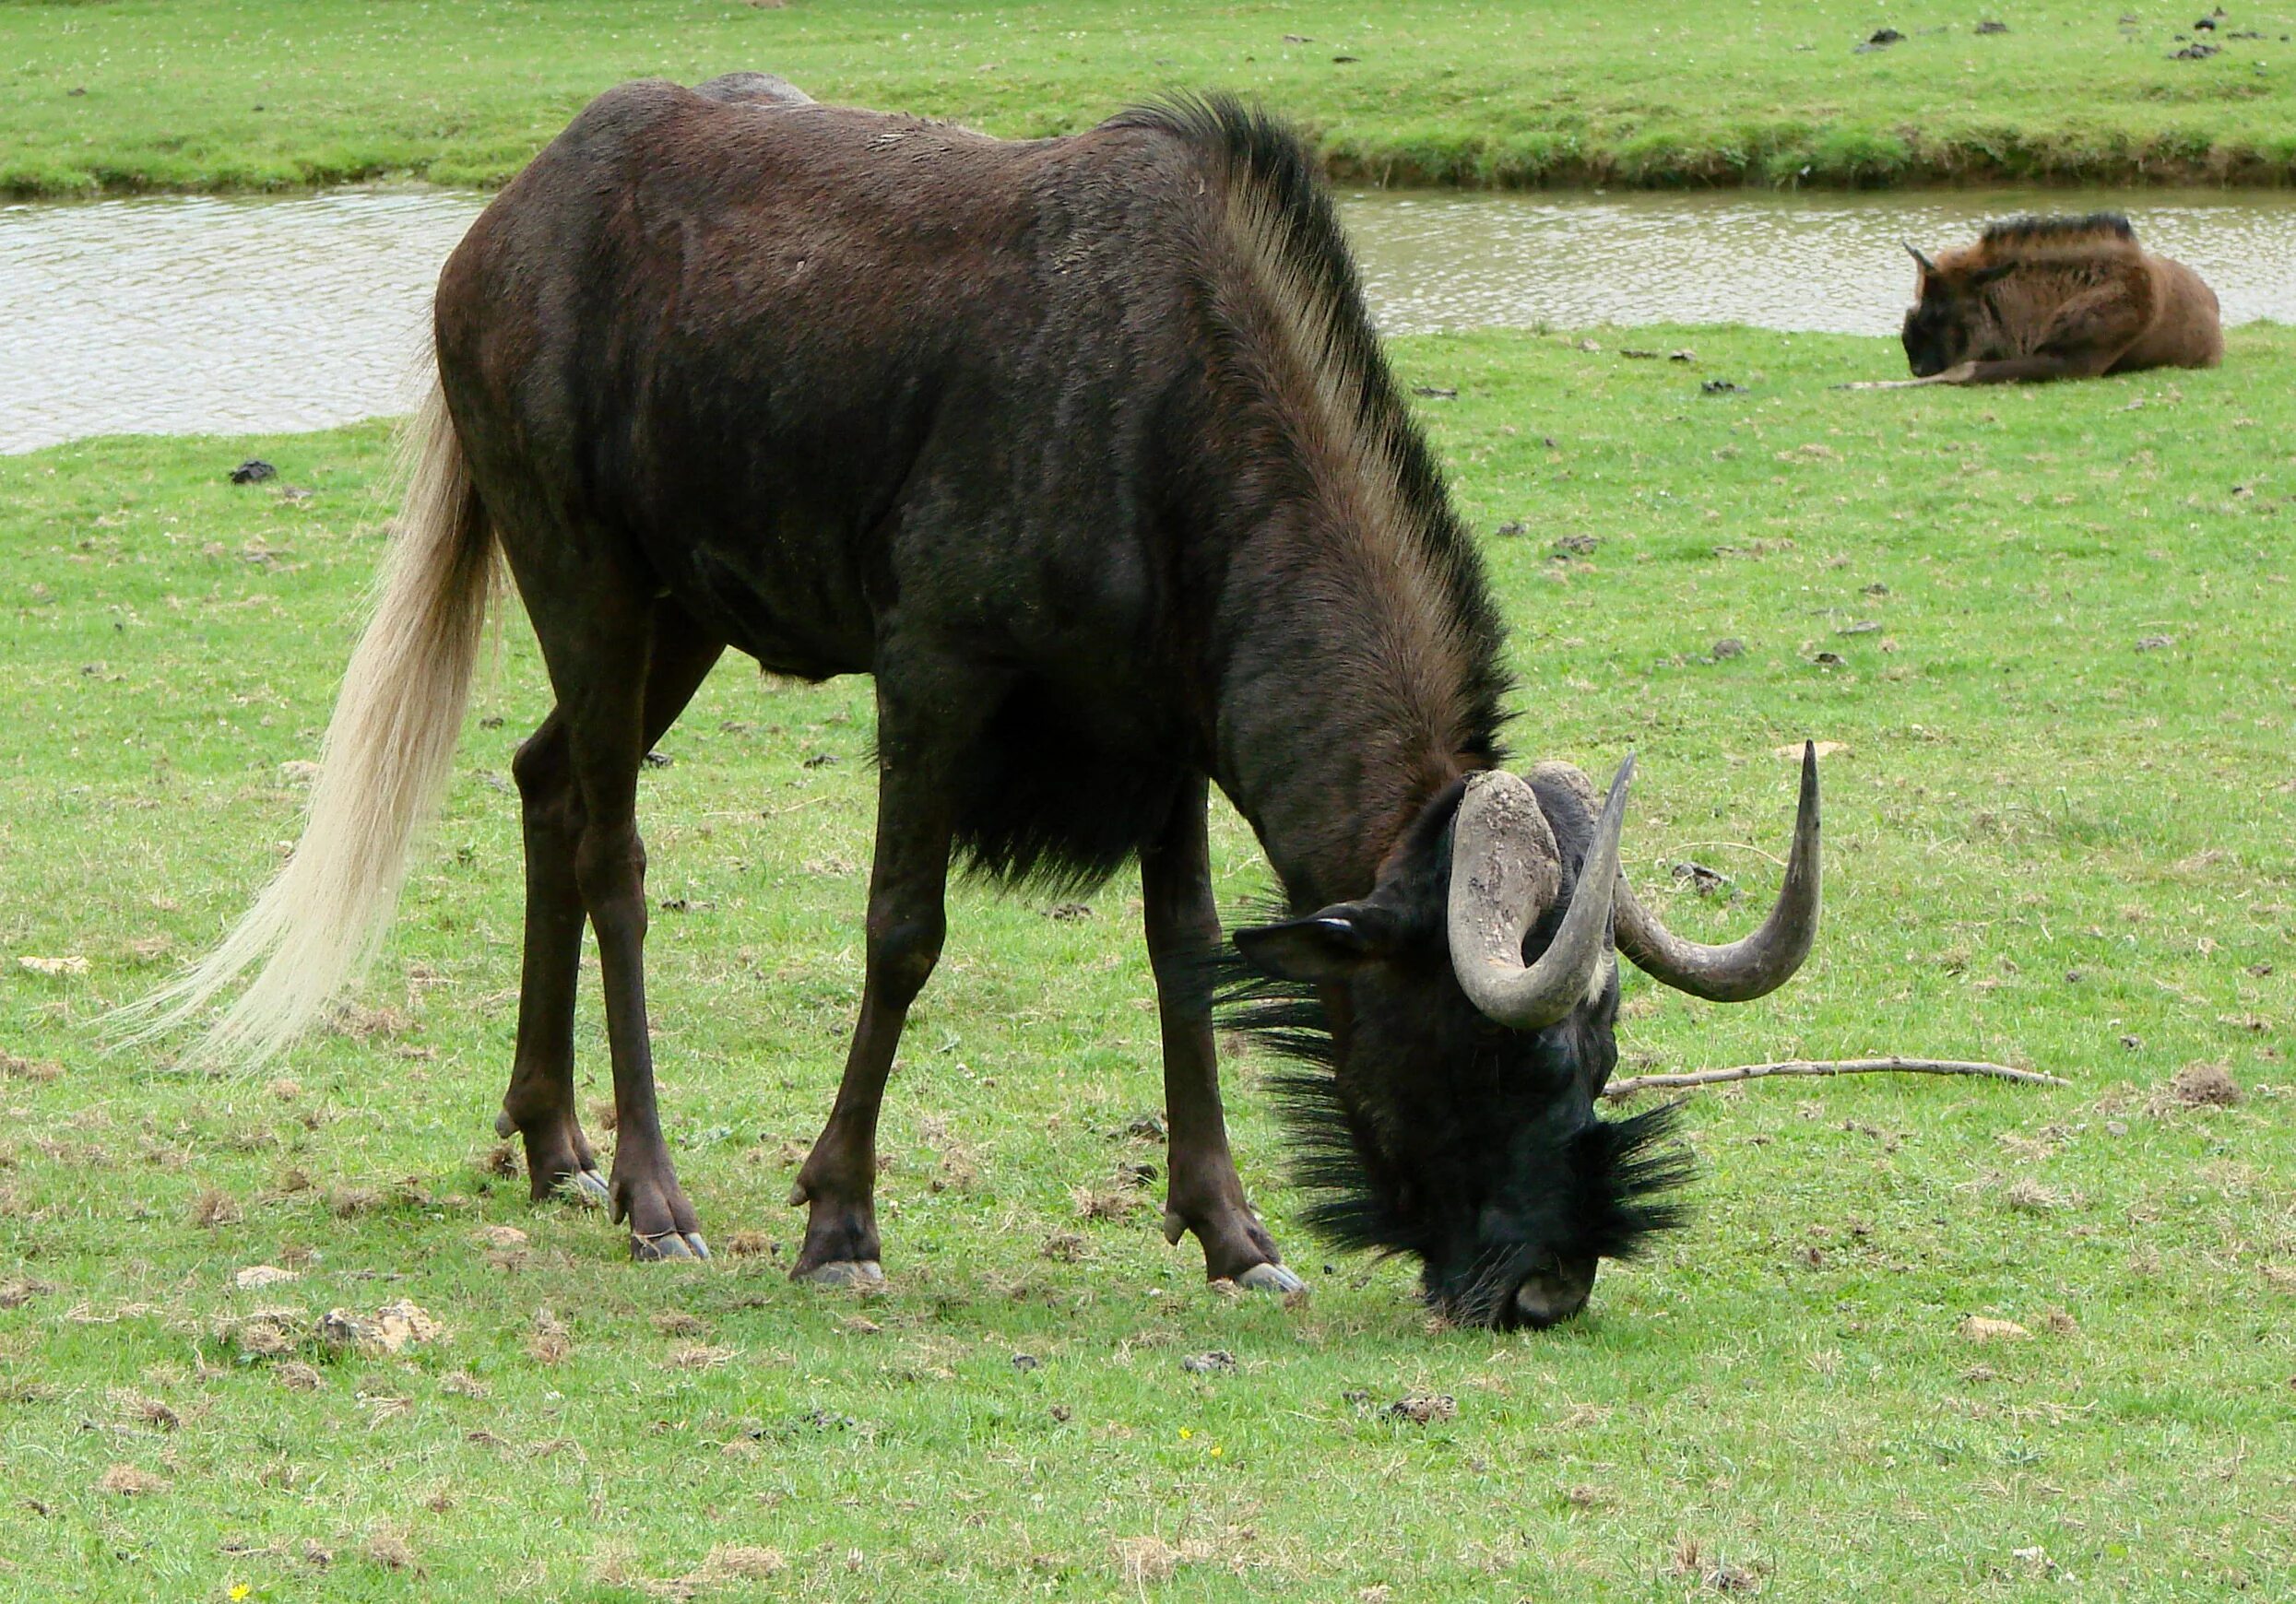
528, 1306, 573, 1364
1115, 1536, 1209, 1586
97, 1464, 169, 1497
0, 1052, 63, 1082
189, 1187, 243, 1229
2153, 1061, 2242, 1111
1959, 1315, 2030, 1343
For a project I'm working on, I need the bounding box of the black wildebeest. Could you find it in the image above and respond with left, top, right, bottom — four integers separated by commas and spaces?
1862, 212, 2221, 388
129, 77, 1820, 1327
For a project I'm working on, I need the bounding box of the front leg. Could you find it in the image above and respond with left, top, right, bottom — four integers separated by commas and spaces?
788, 683, 956, 1285
1142, 776, 1302, 1292
1838, 350, 2119, 390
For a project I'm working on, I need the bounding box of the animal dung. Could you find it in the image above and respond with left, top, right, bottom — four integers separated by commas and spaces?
1386, 1392, 1458, 1423
228, 458, 277, 484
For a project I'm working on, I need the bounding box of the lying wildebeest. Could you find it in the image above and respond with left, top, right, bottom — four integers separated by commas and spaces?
1861, 212, 2220, 387
129, 77, 1820, 1328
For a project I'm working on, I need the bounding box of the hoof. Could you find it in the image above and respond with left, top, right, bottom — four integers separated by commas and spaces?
1237, 1262, 1306, 1294
632, 1231, 710, 1263
796, 1258, 884, 1289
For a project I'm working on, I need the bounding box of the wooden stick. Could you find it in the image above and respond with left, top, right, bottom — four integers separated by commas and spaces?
1603, 1056, 2066, 1101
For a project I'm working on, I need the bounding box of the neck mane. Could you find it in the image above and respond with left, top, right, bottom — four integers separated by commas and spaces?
1114, 96, 1511, 906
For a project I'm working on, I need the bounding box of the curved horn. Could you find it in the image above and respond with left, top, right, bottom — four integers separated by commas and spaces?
1903, 240, 1937, 277
1448, 757, 1632, 1031
1612, 740, 1821, 1002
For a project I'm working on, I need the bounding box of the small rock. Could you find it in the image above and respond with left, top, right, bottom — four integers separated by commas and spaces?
232, 1264, 300, 1291
1180, 1350, 1237, 1374
229, 459, 278, 485
1671, 861, 1731, 897
1959, 1315, 2030, 1343
322, 1299, 443, 1356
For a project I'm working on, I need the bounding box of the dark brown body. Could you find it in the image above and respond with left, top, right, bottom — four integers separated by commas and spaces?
1891, 213, 2221, 386
436, 75, 1519, 1287
356, 76, 1817, 1323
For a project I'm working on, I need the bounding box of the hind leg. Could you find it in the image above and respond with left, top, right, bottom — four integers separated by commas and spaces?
496, 610, 724, 1209
508, 579, 722, 1259
788, 667, 976, 1283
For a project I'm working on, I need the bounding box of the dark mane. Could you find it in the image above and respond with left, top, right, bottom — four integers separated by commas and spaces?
1976, 212, 2138, 256
1107, 94, 1512, 769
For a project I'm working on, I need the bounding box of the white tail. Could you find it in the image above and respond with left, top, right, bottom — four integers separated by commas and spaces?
114, 382, 499, 1062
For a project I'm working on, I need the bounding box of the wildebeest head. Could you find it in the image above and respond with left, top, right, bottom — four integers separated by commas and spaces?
1232, 749, 1819, 1328
1900, 242, 2017, 377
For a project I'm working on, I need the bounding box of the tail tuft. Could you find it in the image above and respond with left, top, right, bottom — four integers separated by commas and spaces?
112, 382, 497, 1063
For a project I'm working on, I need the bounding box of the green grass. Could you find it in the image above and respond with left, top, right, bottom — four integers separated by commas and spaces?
6, 0, 2296, 195
4, 324, 2294, 1598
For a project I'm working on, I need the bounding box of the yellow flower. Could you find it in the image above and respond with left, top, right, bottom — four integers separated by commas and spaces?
1209, 1445, 1224, 1457
1178, 1427, 1192, 1441
230, 1587, 251, 1602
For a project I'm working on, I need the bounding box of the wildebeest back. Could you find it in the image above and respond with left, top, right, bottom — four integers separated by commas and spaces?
437, 84, 1304, 888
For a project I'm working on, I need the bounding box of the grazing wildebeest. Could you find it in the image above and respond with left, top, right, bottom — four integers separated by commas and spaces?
129, 77, 1821, 1327
1865, 212, 2221, 387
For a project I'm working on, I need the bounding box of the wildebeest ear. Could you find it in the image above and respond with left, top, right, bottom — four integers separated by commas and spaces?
1234, 904, 1402, 982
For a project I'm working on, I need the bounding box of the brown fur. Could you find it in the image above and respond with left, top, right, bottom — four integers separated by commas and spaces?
1893, 212, 2221, 385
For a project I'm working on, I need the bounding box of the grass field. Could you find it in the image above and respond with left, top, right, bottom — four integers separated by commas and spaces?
4, 324, 2294, 1598
7, 0, 2296, 195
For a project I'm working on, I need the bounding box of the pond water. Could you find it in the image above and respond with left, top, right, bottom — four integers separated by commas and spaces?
6, 185, 2292, 454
